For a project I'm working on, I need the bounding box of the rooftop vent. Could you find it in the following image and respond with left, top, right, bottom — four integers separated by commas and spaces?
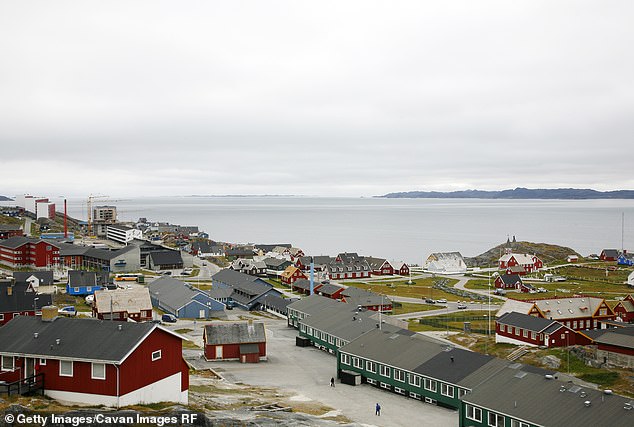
584, 400, 591, 407
56, 339, 61, 345
560, 386, 567, 392
33, 332, 38, 339
117, 324, 122, 331
580, 391, 587, 398
624, 402, 633, 411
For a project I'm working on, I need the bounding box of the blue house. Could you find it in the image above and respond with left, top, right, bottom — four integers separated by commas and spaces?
66, 271, 109, 296
148, 276, 225, 319
617, 252, 633, 266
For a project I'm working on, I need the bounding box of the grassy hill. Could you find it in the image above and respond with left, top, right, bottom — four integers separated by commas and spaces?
466, 241, 580, 267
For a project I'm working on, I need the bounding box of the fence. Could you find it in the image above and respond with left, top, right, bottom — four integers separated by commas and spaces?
0, 373, 44, 396
418, 315, 494, 335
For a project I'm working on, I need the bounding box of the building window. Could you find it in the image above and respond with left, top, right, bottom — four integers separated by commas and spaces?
366, 361, 377, 373
523, 329, 528, 338
59, 360, 73, 377
424, 378, 437, 392
488, 412, 504, 427
151, 350, 162, 361
573, 321, 577, 329
466, 404, 482, 422
39, 359, 46, 365
74, 287, 80, 292
511, 420, 530, 427
394, 369, 406, 382
91, 363, 106, 380
441, 383, 454, 397
353, 357, 363, 369
328, 335, 335, 344
0, 314, 3, 321
379, 365, 391, 377
1, 356, 14, 371
531, 332, 536, 340
409, 374, 421, 387
341, 354, 351, 365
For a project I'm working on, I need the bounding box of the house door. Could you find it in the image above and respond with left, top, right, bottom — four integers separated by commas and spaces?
199, 309, 205, 319
215, 346, 223, 359
24, 358, 35, 380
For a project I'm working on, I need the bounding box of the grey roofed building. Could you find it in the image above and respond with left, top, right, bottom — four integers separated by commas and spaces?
496, 311, 561, 333
263, 257, 292, 269
262, 295, 296, 315
0, 316, 165, 363
147, 276, 225, 318
255, 244, 291, 253
212, 268, 282, 310
412, 346, 498, 386
68, 270, 109, 287
204, 321, 266, 345
302, 308, 401, 345
208, 283, 234, 301
586, 326, 634, 350
341, 287, 392, 308
292, 278, 313, 292
13, 271, 54, 286
287, 294, 349, 318
461, 364, 634, 427
0, 281, 52, 316
316, 283, 343, 297
149, 250, 183, 268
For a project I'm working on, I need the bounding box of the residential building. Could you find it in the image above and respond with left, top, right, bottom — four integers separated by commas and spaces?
497, 297, 616, 330
316, 283, 344, 300
600, 249, 619, 262
392, 261, 410, 276
291, 278, 322, 295
35, 201, 55, 220
0, 224, 23, 240
613, 294, 634, 323
148, 250, 184, 271
584, 326, 634, 369
280, 265, 308, 285
0, 280, 52, 326
66, 271, 109, 296
341, 287, 393, 312
12, 271, 54, 291
424, 252, 467, 274
294, 255, 332, 272
92, 206, 117, 237
263, 257, 292, 277
203, 321, 266, 363
498, 253, 543, 275
0, 237, 59, 269
495, 311, 588, 347
230, 258, 267, 276
0, 312, 189, 406
493, 273, 533, 293
212, 269, 283, 311
286, 294, 348, 328
148, 277, 225, 319
58, 243, 141, 273
327, 254, 371, 280
106, 225, 143, 244
365, 257, 394, 276
93, 288, 153, 322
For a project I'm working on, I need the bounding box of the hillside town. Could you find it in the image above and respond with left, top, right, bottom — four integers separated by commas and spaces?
1, 196, 633, 426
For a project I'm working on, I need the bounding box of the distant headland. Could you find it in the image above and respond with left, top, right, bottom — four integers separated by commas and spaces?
0, 195, 13, 201
378, 188, 634, 199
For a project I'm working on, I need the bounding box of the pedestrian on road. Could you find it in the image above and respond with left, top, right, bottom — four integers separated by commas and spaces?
330, 377, 335, 387
375, 402, 381, 416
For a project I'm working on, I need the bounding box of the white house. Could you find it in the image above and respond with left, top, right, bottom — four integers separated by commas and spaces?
423, 252, 467, 274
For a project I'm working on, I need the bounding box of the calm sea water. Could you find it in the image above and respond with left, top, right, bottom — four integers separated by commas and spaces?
6, 197, 634, 264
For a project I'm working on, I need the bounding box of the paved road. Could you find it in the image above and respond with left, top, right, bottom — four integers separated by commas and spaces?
183, 319, 458, 427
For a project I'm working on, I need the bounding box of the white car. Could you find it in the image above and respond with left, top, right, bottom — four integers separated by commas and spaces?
457, 303, 468, 309
436, 298, 447, 304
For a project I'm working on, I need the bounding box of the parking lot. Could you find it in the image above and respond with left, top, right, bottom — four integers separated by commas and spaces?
180, 317, 458, 427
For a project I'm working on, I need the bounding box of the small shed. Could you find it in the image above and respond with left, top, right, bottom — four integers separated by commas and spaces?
204, 321, 266, 363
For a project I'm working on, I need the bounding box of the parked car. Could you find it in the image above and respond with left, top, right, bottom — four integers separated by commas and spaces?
457, 302, 468, 309
436, 298, 447, 303
161, 313, 177, 323
424, 298, 436, 304
58, 306, 77, 316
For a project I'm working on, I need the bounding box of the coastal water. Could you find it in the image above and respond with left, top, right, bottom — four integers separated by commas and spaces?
6, 197, 634, 264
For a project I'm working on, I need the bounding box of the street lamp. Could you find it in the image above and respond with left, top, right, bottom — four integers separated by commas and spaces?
565, 330, 570, 375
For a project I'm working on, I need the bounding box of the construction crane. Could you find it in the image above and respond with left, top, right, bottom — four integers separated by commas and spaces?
86, 194, 110, 237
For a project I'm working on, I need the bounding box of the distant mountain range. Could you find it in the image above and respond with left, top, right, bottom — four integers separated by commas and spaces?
0, 195, 13, 201
379, 188, 634, 199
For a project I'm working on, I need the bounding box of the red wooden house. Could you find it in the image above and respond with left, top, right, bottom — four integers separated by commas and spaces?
366, 257, 394, 276
280, 266, 307, 285
494, 274, 534, 293
0, 237, 59, 269
0, 308, 189, 406
316, 283, 344, 300
496, 311, 590, 347
497, 296, 616, 331
0, 225, 24, 240
203, 321, 266, 363
392, 262, 410, 276
613, 294, 634, 323
498, 253, 543, 275
600, 249, 619, 262
291, 278, 322, 295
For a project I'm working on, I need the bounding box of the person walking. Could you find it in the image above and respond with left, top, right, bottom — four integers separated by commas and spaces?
375, 402, 381, 416
330, 377, 335, 387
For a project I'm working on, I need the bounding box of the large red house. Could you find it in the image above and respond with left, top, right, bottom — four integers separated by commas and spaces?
497, 296, 616, 331
0, 309, 189, 406
0, 237, 59, 269
203, 321, 266, 363
498, 253, 543, 275
280, 266, 307, 285
613, 294, 634, 323
496, 311, 590, 347
0, 225, 24, 240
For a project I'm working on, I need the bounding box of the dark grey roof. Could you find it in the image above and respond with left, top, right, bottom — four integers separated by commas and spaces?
263, 295, 296, 312
462, 366, 634, 427
263, 257, 291, 268
339, 328, 447, 372
0, 224, 21, 231
68, 270, 109, 287
148, 276, 208, 312
208, 283, 234, 300
497, 311, 560, 333
499, 274, 522, 285
0, 316, 163, 363
204, 321, 266, 345
286, 294, 348, 317
317, 283, 343, 296
602, 249, 620, 258
57, 243, 92, 256
213, 269, 272, 298
0, 236, 57, 249
341, 287, 392, 307
412, 347, 495, 385
13, 271, 54, 285
303, 308, 401, 343
149, 250, 183, 265
292, 279, 312, 291
255, 244, 291, 252
0, 283, 52, 313
590, 327, 634, 349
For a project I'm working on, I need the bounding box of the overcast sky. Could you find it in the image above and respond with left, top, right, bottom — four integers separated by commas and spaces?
1, 1, 633, 197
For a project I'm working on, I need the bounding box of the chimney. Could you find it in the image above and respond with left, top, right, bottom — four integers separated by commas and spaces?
450, 356, 454, 363
247, 319, 255, 335
41, 306, 58, 322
